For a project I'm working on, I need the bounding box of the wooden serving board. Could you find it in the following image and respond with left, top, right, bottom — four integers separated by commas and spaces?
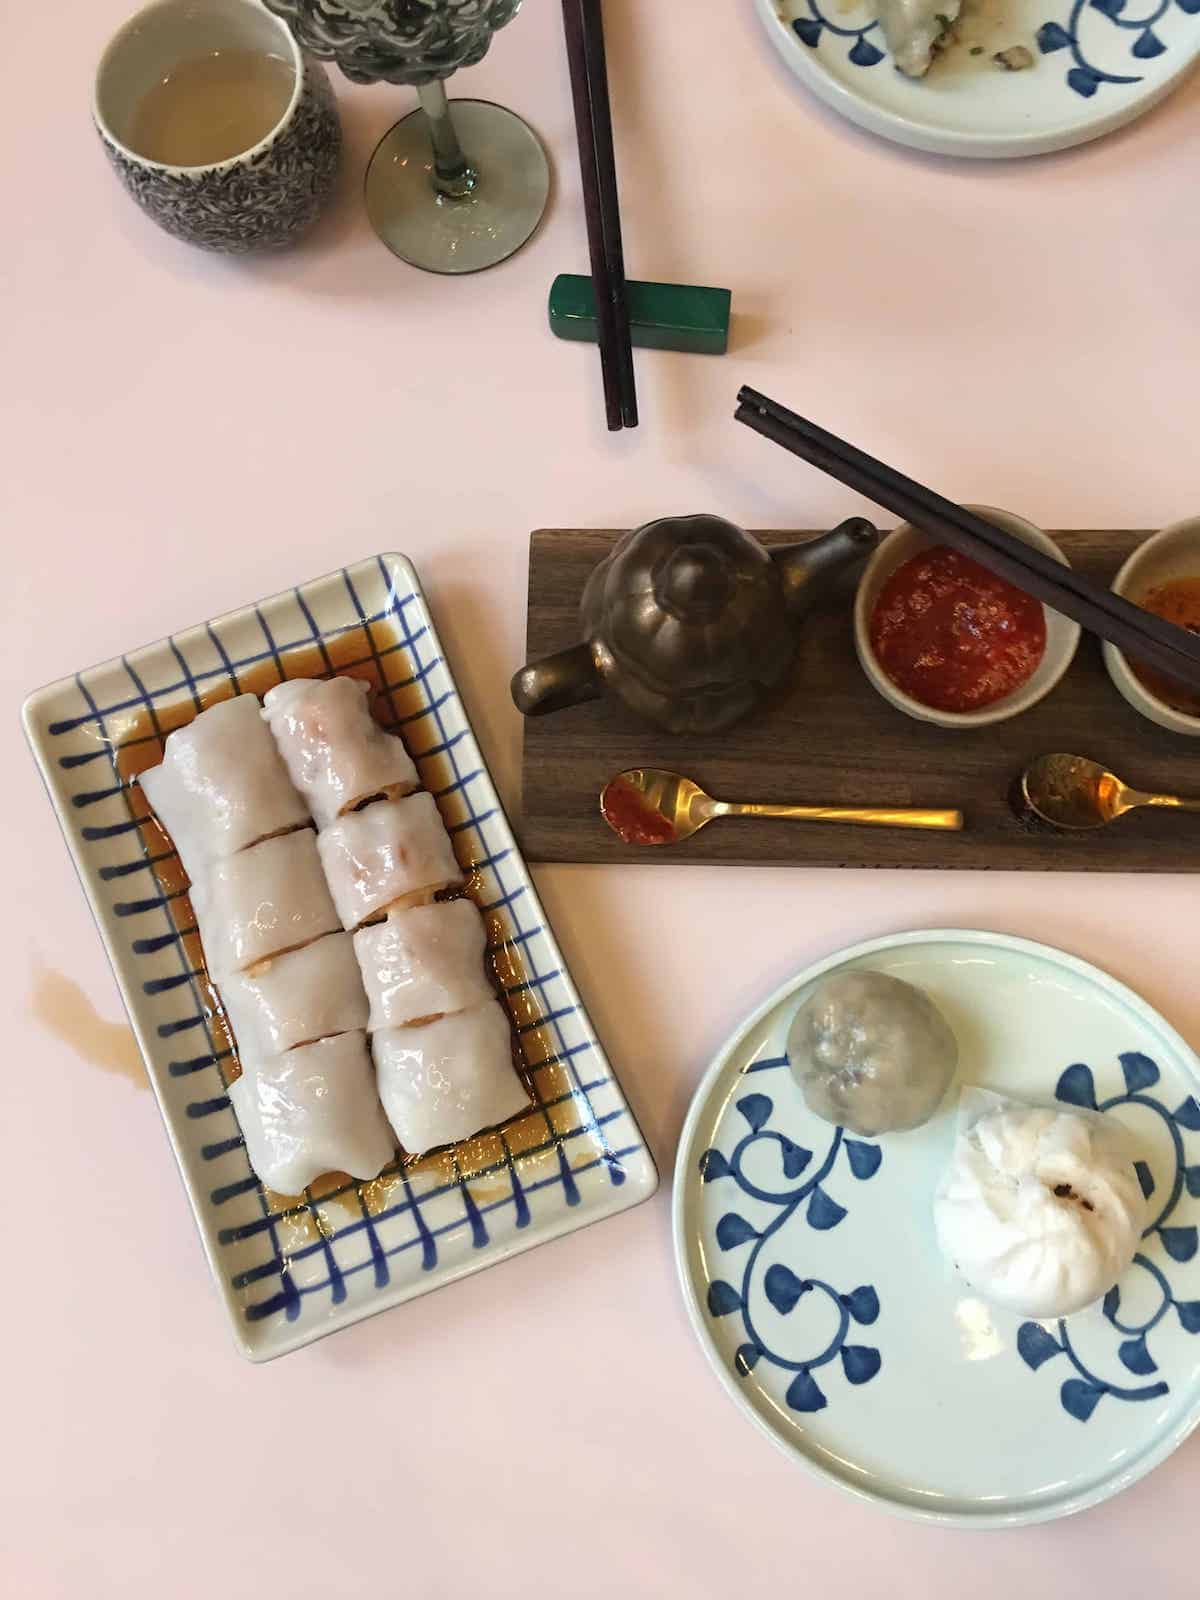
516, 529, 1199, 870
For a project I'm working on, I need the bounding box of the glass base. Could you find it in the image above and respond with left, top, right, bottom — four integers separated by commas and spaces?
365, 99, 550, 274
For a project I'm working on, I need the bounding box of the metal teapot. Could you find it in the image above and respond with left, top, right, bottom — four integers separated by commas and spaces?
511, 513, 878, 734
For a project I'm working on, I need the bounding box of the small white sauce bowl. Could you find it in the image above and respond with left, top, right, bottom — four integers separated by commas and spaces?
853, 506, 1081, 730
1103, 517, 1200, 737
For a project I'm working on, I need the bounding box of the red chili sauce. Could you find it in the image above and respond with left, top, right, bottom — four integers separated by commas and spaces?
600, 777, 676, 845
869, 547, 1047, 713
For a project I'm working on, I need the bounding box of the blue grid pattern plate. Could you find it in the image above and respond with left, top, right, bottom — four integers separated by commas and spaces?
674, 930, 1200, 1525
757, 0, 1200, 158
24, 553, 657, 1362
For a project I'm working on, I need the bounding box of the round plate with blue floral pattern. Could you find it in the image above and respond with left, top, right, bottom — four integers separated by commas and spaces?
673, 930, 1200, 1524
756, 0, 1200, 157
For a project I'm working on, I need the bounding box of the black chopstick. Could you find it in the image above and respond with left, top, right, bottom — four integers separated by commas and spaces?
579, 2, 636, 429
561, 0, 620, 429
738, 384, 1200, 678
561, 0, 637, 430
738, 387, 1144, 637
736, 395, 1200, 691
735, 386, 1200, 692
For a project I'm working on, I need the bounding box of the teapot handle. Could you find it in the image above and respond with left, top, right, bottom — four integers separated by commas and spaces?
511, 643, 604, 717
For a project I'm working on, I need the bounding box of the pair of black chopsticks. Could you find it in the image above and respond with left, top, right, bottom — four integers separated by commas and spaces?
735, 385, 1200, 694
562, 0, 637, 430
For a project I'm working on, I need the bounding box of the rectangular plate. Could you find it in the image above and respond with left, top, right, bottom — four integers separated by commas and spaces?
518, 529, 1200, 870
24, 554, 657, 1361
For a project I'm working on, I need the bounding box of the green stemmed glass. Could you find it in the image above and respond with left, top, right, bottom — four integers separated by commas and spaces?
265, 0, 549, 273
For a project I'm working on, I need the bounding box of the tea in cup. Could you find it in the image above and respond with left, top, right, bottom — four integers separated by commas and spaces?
93, 0, 341, 252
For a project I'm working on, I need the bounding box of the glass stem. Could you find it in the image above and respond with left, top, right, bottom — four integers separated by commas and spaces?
417, 80, 476, 199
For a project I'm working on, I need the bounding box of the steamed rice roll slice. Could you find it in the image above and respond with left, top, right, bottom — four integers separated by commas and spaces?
216, 932, 368, 1056
354, 899, 492, 1030
262, 676, 419, 828
318, 791, 461, 932
372, 1001, 529, 1154
191, 830, 340, 974
137, 694, 309, 881
229, 1031, 395, 1194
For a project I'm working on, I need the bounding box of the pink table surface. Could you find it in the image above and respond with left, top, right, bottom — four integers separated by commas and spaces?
4, 2, 1199, 1594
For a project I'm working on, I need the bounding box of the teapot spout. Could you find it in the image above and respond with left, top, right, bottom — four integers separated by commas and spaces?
771, 517, 878, 617
511, 642, 604, 717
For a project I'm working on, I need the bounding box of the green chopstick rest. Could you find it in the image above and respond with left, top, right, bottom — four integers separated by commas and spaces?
548, 273, 731, 356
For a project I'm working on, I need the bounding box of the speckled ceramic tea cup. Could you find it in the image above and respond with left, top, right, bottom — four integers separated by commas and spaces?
94, 0, 342, 252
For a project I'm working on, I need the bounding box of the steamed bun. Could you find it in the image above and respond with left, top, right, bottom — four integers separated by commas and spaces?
787, 969, 957, 1136
934, 1091, 1147, 1318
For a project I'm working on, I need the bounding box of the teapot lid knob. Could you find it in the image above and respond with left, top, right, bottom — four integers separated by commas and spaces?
653, 544, 735, 622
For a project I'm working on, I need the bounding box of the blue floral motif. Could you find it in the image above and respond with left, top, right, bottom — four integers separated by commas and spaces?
1016, 1054, 1200, 1421
1036, 0, 1195, 96
792, 4, 883, 69
700, 1078, 882, 1414
786, 0, 1195, 96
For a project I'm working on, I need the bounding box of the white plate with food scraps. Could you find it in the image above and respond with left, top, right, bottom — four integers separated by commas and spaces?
674, 929, 1200, 1524
756, 0, 1200, 157
23, 553, 657, 1361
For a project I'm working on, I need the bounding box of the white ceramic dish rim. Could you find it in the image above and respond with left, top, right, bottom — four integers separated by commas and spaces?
853, 508, 1081, 728
1102, 516, 1200, 736
93, 0, 305, 176
671, 926, 1200, 1528
753, 0, 1200, 160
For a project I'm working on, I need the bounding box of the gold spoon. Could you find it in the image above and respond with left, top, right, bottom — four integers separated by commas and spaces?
600, 767, 963, 846
1020, 752, 1200, 831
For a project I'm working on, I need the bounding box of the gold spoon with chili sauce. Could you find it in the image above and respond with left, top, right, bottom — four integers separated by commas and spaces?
1020, 752, 1200, 831
599, 768, 963, 846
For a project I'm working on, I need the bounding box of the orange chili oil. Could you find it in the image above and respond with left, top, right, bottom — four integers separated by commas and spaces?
869, 546, 1047, 713
1130, 576, 1200, 717
600, 777, 676, 845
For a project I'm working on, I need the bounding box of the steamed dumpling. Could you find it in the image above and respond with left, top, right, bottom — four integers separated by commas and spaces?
787, 969, 957, 1136
876, 0, 961, 77
934, 1091, 1147, 1318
